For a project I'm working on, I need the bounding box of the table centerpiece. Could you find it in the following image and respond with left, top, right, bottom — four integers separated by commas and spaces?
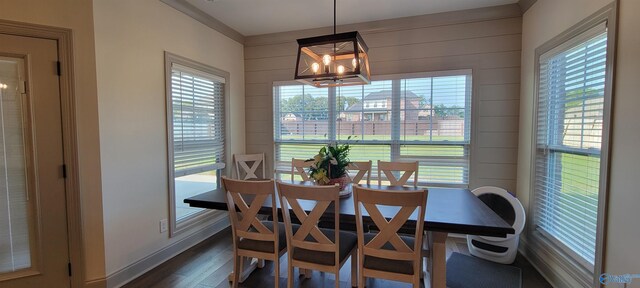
305, 137, 354, 193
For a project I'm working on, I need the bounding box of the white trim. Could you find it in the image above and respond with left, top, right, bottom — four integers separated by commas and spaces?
371, 69, 472, 81
527, 3, 617, 287
0, 19, 86, 288
519, 237, 585, 287
171, 63, 226, 83
85, 278, 106, 288
539, 22, 607, 63
165, 52, 230, 238
105, 217, 229, 288
159, 0, 245, 44
273, 69, 473, 87
518, 0, 537, 13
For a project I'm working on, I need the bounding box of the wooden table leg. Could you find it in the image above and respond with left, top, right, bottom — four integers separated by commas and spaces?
424, 231, 448, 288
228, 257, 259, 283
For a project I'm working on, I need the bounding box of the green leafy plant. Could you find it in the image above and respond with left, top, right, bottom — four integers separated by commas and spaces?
306, 136, 355, 184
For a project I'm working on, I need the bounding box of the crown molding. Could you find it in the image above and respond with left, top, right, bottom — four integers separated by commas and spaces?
160, 0, 245, 44
518, 0, 538, 13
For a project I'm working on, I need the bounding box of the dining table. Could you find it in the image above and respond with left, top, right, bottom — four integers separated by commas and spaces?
184, 181, 514, 288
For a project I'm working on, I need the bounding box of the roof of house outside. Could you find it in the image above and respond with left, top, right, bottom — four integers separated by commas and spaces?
345, 90, 422, 111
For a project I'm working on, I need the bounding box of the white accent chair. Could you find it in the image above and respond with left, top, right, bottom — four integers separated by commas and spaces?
467, 186, 526, 264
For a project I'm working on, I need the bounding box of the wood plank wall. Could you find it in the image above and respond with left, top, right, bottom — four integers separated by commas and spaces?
243, 4, 522, 191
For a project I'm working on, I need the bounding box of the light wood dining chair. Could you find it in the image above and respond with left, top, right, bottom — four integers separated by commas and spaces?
353, 185, 428, 288
377, 160, 419, 187
276, 182, 358, 288
222, 177, 294, 288
233, 153, 266, 180
291, 158, 312, 181
347, 160, 372, 185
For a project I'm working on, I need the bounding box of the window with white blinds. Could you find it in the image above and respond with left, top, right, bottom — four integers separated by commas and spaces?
534, 24, 608, 269
171, 63, 225, 177
167, 57, 226, 230
274, 71, 472, 186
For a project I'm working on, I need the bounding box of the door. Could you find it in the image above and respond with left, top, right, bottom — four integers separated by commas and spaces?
0, 34, 70, 287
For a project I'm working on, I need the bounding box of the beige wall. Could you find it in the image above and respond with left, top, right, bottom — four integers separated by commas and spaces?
519, 0, 640, 286
605, 0, 640, 285
92, 0, 245, 282
0, 0, 106, 283
244, 4, 523, 190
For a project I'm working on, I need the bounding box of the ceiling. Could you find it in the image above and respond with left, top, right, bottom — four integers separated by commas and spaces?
185, 0, 520, 36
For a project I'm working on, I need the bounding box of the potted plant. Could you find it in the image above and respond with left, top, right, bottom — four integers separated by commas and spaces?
306, 137, 354, 191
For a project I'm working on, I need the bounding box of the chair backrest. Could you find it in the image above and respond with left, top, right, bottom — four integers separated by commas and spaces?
276, 182, 340, 263
347, 161, 372, 185
234, 153, 266, 180
353, 185, 427, 269
377, 160, 419, 187
222, 177, 278, 250
291, 158, 313, 181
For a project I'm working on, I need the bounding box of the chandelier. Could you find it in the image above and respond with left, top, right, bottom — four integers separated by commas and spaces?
294, 0, 371, 87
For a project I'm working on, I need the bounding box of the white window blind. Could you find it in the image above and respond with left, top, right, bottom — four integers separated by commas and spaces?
171, 64, 226, 177
534, 24, 608, 268
274, 71, 472, 186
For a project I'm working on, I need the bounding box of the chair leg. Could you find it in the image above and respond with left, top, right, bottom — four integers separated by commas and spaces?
287, 264, 295, 288
350, 251, 357, 287
274, 256, 280, 288
335, 268, 340, 288
232, 255, 241, 288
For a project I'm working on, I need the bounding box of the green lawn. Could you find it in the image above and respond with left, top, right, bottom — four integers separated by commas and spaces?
276, 138, 468, 184
535, 152, 600, 262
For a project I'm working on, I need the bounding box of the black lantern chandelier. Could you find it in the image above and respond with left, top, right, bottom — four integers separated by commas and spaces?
294, 0, 371, 87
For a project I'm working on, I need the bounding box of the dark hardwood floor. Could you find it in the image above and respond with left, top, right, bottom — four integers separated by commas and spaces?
123, 228, 551, 288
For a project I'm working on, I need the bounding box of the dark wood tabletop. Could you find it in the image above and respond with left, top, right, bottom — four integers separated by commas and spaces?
184, 182, 515, 237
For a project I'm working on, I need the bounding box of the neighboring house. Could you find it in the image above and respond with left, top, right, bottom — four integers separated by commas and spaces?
339, 90, 426, 121
281, 113, 300, 121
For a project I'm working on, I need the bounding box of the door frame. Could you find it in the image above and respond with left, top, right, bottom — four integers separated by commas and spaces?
0, 20, 84, 287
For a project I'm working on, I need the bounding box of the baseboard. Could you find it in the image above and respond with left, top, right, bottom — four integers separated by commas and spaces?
105, 216, 230, 288
518, 236, 588, 288
85, 277, 107, 288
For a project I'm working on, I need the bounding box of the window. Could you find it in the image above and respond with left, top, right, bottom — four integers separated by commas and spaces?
533, 23, 611, 270
165, 53, 228, 235
274, 70, 472, 186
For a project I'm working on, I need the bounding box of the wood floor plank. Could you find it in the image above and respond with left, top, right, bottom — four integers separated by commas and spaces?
123, 228, 550, 288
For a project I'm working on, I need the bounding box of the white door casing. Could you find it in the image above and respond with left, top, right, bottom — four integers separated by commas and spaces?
0, 33, 70, 288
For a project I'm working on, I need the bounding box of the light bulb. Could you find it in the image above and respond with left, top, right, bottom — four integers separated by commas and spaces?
311, 62, 320, 74
352, 58, 357, 68
337, 65, 345, 74
322, 54, 332, 66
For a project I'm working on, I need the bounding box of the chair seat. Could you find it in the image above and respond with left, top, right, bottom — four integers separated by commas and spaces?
292, 228, 357, 266
238, 221, 299, 253
362, 233, 416, 275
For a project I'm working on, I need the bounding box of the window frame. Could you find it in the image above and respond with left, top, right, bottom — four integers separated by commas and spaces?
273, 69, 473, 187
529, 4, 616, 286
165, 52, 230, 237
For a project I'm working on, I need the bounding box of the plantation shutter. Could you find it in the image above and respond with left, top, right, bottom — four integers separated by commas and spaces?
171, 63, 225, 177
534, 23, 607, 268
